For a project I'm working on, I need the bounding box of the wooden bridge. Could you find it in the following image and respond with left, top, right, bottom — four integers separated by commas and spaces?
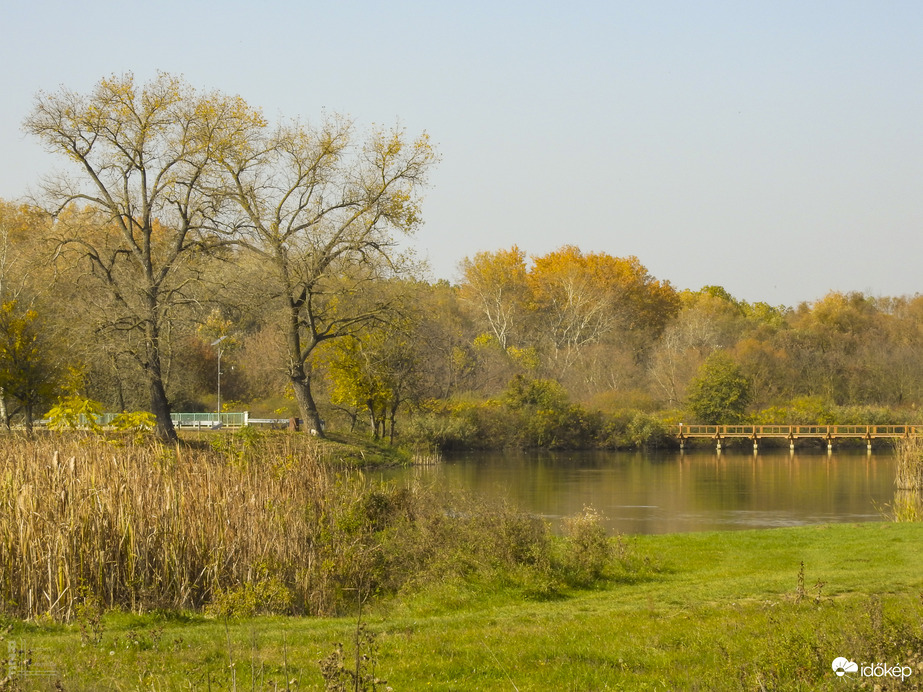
676, 424, 922, 452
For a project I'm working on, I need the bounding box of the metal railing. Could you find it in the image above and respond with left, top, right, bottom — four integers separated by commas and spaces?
171, 412, 249, 428
676, 424, 921, 439
65, 411, 252, 429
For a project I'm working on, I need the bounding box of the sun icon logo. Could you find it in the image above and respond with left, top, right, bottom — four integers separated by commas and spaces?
832, 657, 859, 677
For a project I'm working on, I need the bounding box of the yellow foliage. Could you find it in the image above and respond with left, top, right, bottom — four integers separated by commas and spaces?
506, 345, 540, 370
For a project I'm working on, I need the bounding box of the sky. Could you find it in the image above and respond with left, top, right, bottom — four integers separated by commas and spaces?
3, 1, 922, 307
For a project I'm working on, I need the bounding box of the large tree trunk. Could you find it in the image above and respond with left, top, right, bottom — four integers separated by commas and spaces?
290, 371, 324, 436
285, 292, 325, 436
0, 389, 8, 430
146, 319, 178, 444
388, 401, 399, 445
24, 403, 33, 437
149, 374, 177, 443
367, 399, 378, 439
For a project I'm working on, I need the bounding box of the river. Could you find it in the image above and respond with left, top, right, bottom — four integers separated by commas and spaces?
374, 449, 899, 534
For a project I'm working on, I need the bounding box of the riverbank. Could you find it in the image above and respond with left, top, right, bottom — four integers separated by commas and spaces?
6, 522, 922, 690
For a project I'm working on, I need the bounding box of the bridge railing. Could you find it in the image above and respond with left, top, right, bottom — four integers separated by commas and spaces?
676, 424, 921, 439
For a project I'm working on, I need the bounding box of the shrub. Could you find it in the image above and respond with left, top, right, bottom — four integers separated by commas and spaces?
45, 395, 105, 432
752, 396, 834, 424
400, 412, 477, 450
108, 410, 157, 444
209, 425, 266, 462
558, 506, 612, 587
375, 489, 554, 595
499, 375, 601, 448
207, 569, 293, 618
598, 410, 670, 449
625, 412, 670, 447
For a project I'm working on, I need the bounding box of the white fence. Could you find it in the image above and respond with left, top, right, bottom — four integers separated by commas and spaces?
60, 411, 291, 430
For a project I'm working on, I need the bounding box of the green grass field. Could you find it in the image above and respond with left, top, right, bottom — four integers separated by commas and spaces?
4, 521, 923, 691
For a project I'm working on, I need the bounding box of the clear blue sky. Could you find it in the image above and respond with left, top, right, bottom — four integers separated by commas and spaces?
3, 1, 922, 306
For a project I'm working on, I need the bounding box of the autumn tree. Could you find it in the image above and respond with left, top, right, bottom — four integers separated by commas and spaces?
733, 337, 790, 410
0, 201, 57, 423
686, 351, 751, 424
649, 289, 745, 406
868, 295, 923, 406
24, 73, 258, 441
321, 313, 423, 442
409, 280, 480, 400
0, 301, 59, 432
778, 292, 879, 405
459, 246, 529, 350
528, 246, 621, 371
524, 247, 679, 397
0, 201, 50, 302
214, 113, 437, 435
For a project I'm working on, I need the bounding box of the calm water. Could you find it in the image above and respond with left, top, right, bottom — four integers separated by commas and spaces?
375, 449, 899, 534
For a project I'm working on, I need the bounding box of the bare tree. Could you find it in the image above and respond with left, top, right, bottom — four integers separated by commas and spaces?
24, 73, 254, 441
215, 114, 437, 434
458, 246, 529, 350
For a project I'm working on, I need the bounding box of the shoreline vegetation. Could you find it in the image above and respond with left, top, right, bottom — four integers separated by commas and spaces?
0, 432, 630, 622
1, 434, 922, 689
388, 378, 923, 454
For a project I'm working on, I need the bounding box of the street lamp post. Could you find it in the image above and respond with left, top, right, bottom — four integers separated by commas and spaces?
211, 336, 228, 427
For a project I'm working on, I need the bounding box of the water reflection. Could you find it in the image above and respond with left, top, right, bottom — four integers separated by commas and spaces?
375, 450, 897, 535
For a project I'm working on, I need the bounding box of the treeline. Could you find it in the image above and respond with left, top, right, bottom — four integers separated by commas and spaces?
2, 74, 922, 446
4, 189, 922, 448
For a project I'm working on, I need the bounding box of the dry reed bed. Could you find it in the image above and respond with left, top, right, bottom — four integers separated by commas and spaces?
896, 435, 923, 491
0, 434, 377, 619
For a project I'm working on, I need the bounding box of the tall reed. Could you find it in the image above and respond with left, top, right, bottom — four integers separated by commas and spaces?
0, 431, 598, 621
895, 435, 923, 491
0, 433, 378, 619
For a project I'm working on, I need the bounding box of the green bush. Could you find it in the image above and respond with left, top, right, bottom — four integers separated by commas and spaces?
375, 490, 554, 595
502, 375, 570, 411
625, 412, 670, 447
830, 404, 912, 425
498, 376, 601, 448
403, 395, 674, 450
557, 506, 612, 587
400, 411, 477, 450
45, 395, 105, 432
108, 410, 157, 444
752, 396, 835, 424
207, 566, 293, 618
753, 398, 920, 426
209, 425, 266, 462
599, 410, 670, 449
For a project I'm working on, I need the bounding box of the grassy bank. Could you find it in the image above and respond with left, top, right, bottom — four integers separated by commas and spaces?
4, 522, 923, 690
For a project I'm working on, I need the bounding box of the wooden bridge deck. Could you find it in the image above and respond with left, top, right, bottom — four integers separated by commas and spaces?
676, 424, 921, 450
